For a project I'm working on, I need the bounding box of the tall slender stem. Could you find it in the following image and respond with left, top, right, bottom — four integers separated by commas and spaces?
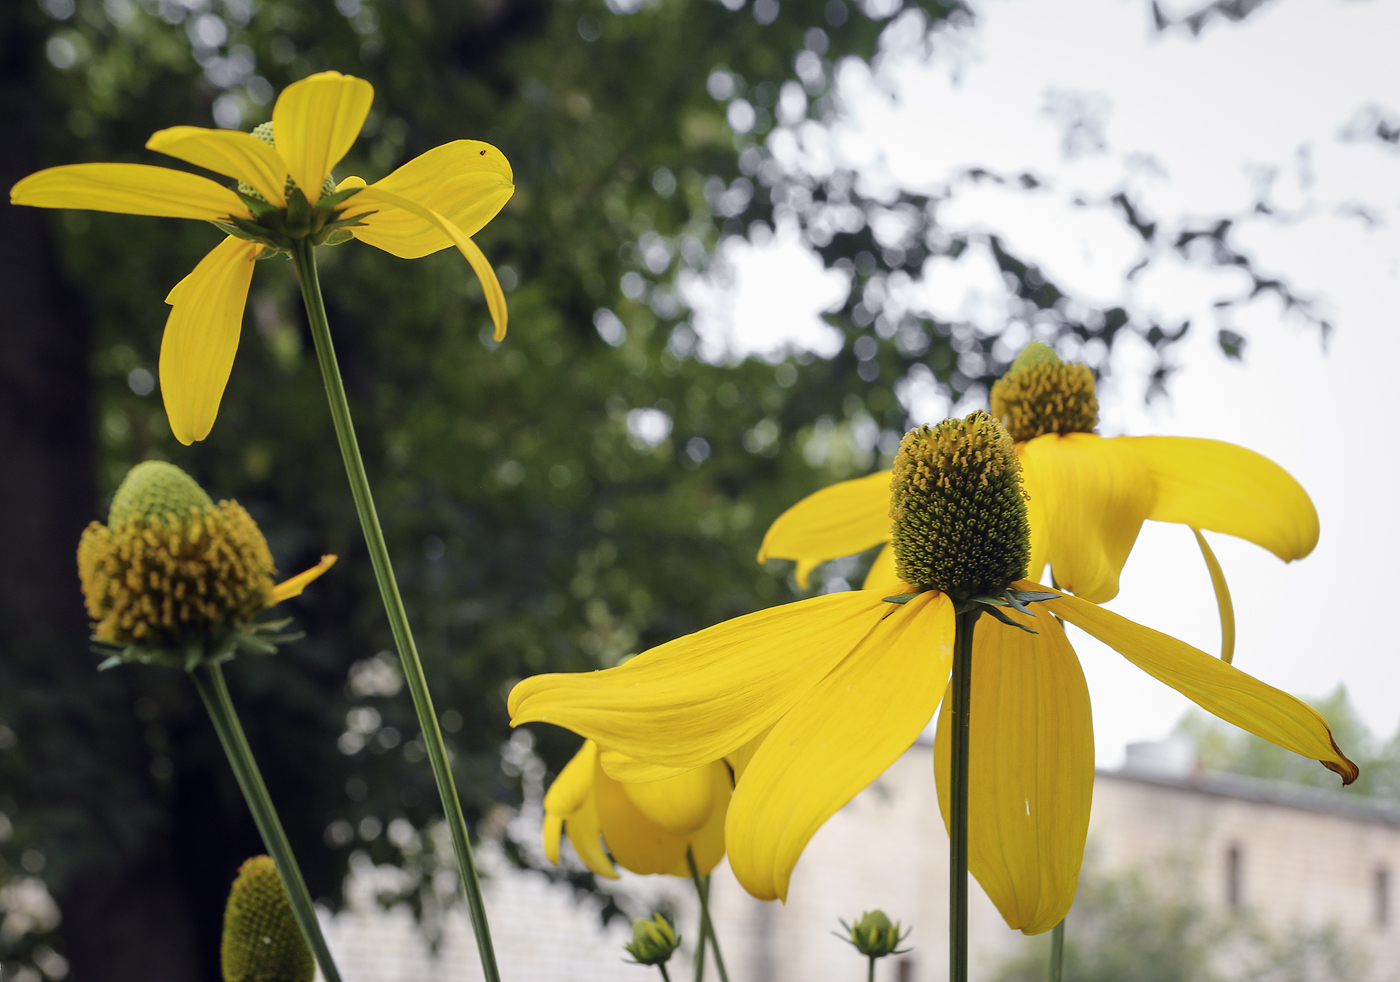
189, 662, 343, 982
1049, 919, 1065, 982
659, 965, 673, 982
867, 955, 876, 982
687, 849, 730, 982
291, 240, 500, 982
693, 882, 708, 982
949, 609, 979, 982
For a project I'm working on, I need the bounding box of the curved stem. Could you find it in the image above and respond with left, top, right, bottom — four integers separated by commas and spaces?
189, 662, 342, 982
291, 240, 500, 982
659, 964, 673, 982
693, 886, 708, 982
687, 849, 730, 982
949, 609, 978, 982
1049, 919, 1065, 982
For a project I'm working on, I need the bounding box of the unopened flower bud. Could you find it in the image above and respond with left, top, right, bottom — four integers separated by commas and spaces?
625, 912, 681, 967
221, 856, 314, 982
840, 909, 910, 960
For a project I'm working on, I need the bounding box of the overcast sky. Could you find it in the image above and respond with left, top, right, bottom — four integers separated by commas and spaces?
691, 0, 1400, 767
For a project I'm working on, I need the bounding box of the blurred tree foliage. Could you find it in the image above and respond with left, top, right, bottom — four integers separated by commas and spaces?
0, 0, 1302, 978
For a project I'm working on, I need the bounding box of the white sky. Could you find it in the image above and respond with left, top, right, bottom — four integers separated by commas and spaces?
693, 0, 1400, 767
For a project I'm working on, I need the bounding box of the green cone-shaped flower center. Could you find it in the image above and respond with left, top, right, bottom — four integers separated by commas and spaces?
238, 121, 337, 203
989, 341, 1098, 443
221, 856, 315, 982
889, 411, 1030, 600
108, 459, 213, 525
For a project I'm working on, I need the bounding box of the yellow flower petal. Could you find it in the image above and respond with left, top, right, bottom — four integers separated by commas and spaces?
1193, 528, 1235, 663
341, 184, 507, 341
725, 592, 953, 901
544, 741, 618, 877
565, 793, 619, 879
859, 542, 903, 594
756, 471, 892, 587
673, 763, 731, 876
933, 607, 1094, 935
1017, 433, 1154, 602
345, 141, 514, 259
145, 126, 288, 207
158, 236, 261, 445
1043, 587, 1358, 784
269, 554, 337, 605
272, 71, 373, 204
593, 751, 693, 875
10, 163, 251, 220
510, 591, 896, 776
622, 761, 718, 835
1121, 436, 1319, 562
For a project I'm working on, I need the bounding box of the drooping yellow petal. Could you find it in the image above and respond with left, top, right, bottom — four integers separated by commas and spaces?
1121, 436, 1319, 562
10, 163, 251, 220
342, 141, 514, 259
593, 752, 692, 875
339, 183, 507, 340
687, 762, 733, 876
1193, 528, 1235, 664
146, 126, 288, 207
622, 762, 718, 835
756, 471, 892, 587
511, 591, 896, 779
272, 71, 373, 204
725, 591, 953, 901
1017, 433, 1154, 603
269, 554, 337, 605
860, 542, 903, 594
1043, 586, 1358, 784
158, 236, 261, 445
544, 741, 617, 877
933, 607, 1094, 935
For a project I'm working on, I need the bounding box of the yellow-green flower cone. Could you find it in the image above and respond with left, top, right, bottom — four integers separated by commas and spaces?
221, 856, 315, 982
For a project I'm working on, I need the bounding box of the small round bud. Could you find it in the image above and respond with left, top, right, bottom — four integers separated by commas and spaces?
889, 411, 1030, 599
77, 462, 275, 648
841, 910, 910, 960
624, 912, 681, 967
989, 341, 1098, 443
221, 856, 315, 982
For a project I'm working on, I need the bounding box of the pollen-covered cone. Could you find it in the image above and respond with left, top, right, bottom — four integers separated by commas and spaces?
542, 740, 729, 878
221, 856, 315, 982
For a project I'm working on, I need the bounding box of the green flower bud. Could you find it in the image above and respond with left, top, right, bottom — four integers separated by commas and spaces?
989, 341, 1098, 443
888, 411, 1031, 600
625, 912, 681, 967
221, 856, 315, 982
840, 909, 910, 960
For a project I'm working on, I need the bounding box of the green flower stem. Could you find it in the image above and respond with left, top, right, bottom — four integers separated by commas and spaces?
686, 849, 730, 982
290, 240, 500, 982
189, 662, 342, 982
658, 965, 673, 982
1049, 919, 1065, 982
949, 608, 979, 982
867, 955, 876, 982
692, 888, 708, 982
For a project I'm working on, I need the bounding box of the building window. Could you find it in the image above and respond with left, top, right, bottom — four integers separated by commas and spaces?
1377, 867, 1390, 928
1226, 843, 1243, 910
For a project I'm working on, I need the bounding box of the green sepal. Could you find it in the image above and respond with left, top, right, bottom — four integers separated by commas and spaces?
233, 189, 281, 219
317, 185, 364, 210
88, 616, 303, 673
970, 603, 1040, 634
213, 216, 290, 250
882, 592, 925, 605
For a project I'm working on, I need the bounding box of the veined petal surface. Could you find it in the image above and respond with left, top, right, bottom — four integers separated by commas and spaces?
1044, 587, 1358, 784
146, 126, 288, 207
272, 71, 373, 203
1122, 436, 1319, 562
11, 163, 251, 220
346, 141, 514, 258
1018, 433, 1154, 602
726, 591, 953, 901
757, 471, 893, 587
510, 591, 896, 777
159, 236, 260, 445
342, 184, 508, 340
933, 608, 1094, 935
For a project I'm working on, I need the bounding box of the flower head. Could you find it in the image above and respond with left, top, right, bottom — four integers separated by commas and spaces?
221, 856, 315, 982
78, 460, 334, 669
839, 910, 911, 960
542, 739, 729, 879
625, 913, 681, 967
511, 414, 1354, 934
11, 71, 514, 446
